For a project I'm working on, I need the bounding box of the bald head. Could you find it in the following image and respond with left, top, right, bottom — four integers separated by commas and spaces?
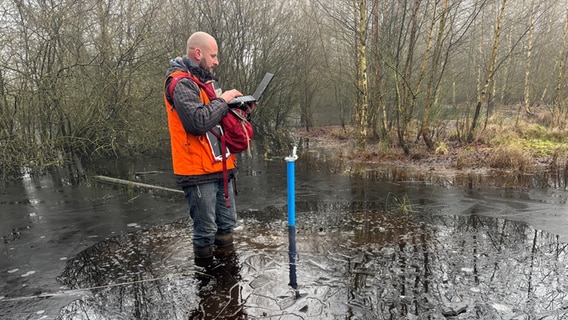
187, 32, 215, 54
186, 32, 219, 73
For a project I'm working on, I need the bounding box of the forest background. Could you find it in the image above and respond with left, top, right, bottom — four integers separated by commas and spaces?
2, 0, 568, 178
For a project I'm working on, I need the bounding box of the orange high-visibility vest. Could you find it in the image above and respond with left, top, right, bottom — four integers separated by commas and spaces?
164, 71, 236, 176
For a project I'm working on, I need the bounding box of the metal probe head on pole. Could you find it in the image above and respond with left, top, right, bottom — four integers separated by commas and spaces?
285, 145, 298, 162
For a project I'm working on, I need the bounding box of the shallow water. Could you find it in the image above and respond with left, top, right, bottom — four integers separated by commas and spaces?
2, 146, 568, 319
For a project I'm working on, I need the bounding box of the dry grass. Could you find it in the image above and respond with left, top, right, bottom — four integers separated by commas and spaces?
328, 126, 352, 140
292, 108, 568, 176
487, 145, 535, 173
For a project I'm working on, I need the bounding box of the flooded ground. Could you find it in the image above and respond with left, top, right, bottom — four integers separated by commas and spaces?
2, 144, 568, 319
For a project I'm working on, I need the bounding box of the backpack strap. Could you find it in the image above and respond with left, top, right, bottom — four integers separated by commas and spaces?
210, 129, 231, 208
166, 71, 192, 107
166, 71, 232, 208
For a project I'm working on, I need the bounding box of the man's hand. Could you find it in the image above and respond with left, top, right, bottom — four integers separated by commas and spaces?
221, 89, 242, 103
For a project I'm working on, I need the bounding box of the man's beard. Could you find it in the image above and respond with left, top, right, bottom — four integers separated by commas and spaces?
199, 61, 213, 74
186, 59, 217, 82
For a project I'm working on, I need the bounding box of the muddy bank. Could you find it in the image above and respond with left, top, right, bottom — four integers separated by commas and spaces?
292, 126, 567, 190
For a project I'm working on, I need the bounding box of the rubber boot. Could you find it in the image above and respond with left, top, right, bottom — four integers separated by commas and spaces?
214, 233, 233, 248
193, 245, 213, 269
214, 233, 235, 258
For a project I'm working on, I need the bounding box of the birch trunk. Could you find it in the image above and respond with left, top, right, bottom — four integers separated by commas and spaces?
396, 0, 422, 155
353, 0, 369, 150
371, 1, 387, 139
420, 0, 449, 150
468, 0, 507, 143
522, 0, 536, 117
555, 5, 568, 126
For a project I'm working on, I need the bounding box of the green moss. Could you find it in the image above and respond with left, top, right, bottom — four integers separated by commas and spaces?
488, 123, 568, 157
520, 139, 568, 157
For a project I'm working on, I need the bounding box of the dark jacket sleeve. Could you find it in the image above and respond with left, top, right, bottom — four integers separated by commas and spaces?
171, 77, 229, 135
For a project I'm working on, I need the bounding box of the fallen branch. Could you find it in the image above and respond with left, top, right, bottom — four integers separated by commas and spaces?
92, 175, 183, 194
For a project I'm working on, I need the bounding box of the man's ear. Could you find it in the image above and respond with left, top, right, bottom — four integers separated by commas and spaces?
194, 48, 202, 60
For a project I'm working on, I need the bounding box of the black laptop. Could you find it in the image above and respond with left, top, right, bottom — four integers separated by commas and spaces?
228, 72, 274, 106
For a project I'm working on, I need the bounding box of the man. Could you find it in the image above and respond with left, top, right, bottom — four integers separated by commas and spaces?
163, 31, 249, 267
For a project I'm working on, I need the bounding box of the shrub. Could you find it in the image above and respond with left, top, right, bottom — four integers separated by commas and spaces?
329, 127, 351, 140
435, 142, 449, 155
488, 145, 534, 173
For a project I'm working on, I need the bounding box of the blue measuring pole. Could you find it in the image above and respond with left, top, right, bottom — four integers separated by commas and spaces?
285, 146, 300, 298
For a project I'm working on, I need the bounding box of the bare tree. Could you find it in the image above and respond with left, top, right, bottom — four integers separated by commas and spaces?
522, 0, 537, 117
554, 5, 568, 126
393, 0, 424, 155
418, 0, 450, 150
369, 1, 386, 140
416, 0, 478, 149
468, 0, 507, 143
352, 0, 370, 150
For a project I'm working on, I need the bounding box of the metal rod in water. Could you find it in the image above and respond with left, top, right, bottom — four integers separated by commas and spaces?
288, 225, 299, 296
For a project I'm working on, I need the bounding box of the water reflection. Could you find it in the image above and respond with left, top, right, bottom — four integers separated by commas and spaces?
56, 220, 246, 319
52, 208, 568, 319
192, 247, 246, 319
